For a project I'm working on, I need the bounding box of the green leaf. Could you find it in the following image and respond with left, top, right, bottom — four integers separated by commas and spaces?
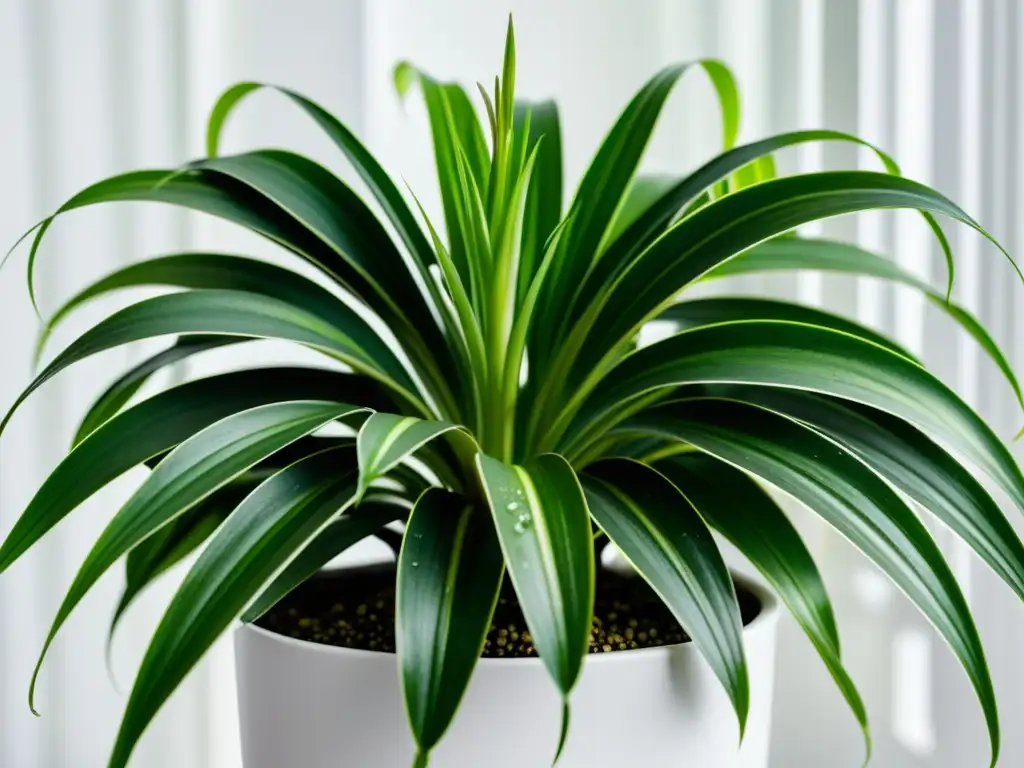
397, 489, 504, 760
604, 174, 680, 246
537, 60, 738, 370
621, 397, 997, 763
656, 453, 869, 755
2, 288, 426, 437
396, 66, 489, 284
41, 253, 382, 359
0, 367, 373, 574
28, 400, 365, 712
107, 446, 363, 768
356, 413, 474, 498
476, 453, 594, 752
565, 171, 1007, 399
569, 128, 962, 328
22, 159, 459, 418
726, 386, 1024, 604
567, 322, 1024, 523
703, 236, 1024, 414
656, 296, 916, 361
73, 335, 240, 445
110, 480, 256, 647
207, 83, 439, 291
514, 99, 562, 303
24, 169, 342, 315
581, 458, 749, 734
242, 498, 404, 624
190, 152, 430, 326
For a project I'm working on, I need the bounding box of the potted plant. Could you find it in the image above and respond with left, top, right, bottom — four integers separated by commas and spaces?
3, 17, 1023, 768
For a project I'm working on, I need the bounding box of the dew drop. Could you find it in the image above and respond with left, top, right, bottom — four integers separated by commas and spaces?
513, 513, 533, 534
411, 561, 419, 568
506, 502, 520, 513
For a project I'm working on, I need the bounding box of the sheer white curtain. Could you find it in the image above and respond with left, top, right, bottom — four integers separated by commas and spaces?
1, 1, 1021, 767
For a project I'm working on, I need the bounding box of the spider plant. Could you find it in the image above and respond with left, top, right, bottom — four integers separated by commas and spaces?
2, 17, 1023, 768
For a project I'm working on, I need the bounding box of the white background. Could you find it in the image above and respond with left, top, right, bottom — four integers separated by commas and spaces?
1, 1, 1022, 766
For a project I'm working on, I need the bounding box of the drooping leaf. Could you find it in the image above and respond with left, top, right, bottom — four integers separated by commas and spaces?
703, 236, 1023, 413
1, 289, 426, 437
557, 171, 1008, 405
107, 447, 362, 768
0, 367, 376, 573
565, 321, 1024, 522
566, 128, 962, 332
656, 452, 869, 755
582, 458, 749, 733
73, 335, 241, 445
397, 489, 503, 762
205, 83, 439, 286
725, 386, 1024, 603
656, 296, 916, 361
242, 498, 404, 623
110, 479, 258, 645
28, 401, 365, 711
476, 452, 594, 755
622, 397, 998, 762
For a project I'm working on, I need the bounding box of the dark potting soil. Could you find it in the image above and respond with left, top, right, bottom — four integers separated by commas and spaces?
257, 565, 762, 658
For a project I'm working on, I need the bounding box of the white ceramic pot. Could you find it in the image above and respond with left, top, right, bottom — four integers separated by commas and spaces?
235, 571, 779, 768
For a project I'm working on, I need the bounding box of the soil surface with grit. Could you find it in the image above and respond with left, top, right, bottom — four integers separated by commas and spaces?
258, 565, 762, 657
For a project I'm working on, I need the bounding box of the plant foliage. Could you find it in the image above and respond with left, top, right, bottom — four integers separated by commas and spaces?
2, 17, 1023, 767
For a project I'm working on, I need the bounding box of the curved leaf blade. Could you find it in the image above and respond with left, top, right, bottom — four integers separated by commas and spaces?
476, 453, 594, 752
703, 236, 1023, 413
656, 296, 915, 361
656, 452, 869, 754
73, 335, 240, 445
397, 489, 504, 760
572, 321, 1024, 520
242, 498, 403, 624
730, 387, 1024, 604
568, 171, 1012, 394
0, 367, 373, 573
2, 288, 424, 437
582, 458, 749, 734
28, 401, 365, 711
623, 397, 998, 762
42, 253, 377, 358
356, 413, 473, 498
107, 447, 362, 768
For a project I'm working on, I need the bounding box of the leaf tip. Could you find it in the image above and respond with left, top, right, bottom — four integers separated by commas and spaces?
552, 699, 571, 765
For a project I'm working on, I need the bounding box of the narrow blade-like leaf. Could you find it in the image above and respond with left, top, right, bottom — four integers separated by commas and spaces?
0, 367, 374, 573
28, 401, 364, 711
107, 447, 362, 768
397, 489, 504, 760
570, 321, 1024, 522
2, 288, 424, 437
656, 452, 869, 754
476, 453, 594, 753
703, 236, 1023, 412
243, 498, 404, 624
622, 397, 998, 762
582, 458, 749, 733
356, 413, 474, 497
656, 296, 915, 361
728, 386, 1024, 603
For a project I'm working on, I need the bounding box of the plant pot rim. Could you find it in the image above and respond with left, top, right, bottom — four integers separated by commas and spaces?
239, 567, 779, 665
